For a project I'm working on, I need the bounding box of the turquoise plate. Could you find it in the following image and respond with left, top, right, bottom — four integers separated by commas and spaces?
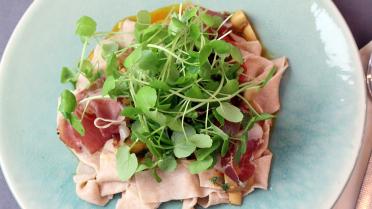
0, 0, 366, 209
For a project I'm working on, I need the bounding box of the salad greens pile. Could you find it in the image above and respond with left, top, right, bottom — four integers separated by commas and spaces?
58, 4, 275, 182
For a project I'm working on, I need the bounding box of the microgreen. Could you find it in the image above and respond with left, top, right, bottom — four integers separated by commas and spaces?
188, 155, 213, 174
216, 102, 243, 123
158, 155, 177, 172
189, 134, 212, 148
59, 6, 278, 182
116, 145, 138, 181
60, 67, 78, 88
135, 86, 157, 111
58, 90, 85, 136
75, 16, 97, 41
200, 13, 223, 28
121, 107, 142, 119
102, 76, 116, 96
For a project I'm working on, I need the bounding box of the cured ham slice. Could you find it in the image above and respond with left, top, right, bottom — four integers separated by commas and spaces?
57, 98, 122, 154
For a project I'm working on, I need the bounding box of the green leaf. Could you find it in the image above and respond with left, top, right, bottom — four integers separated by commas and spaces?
80, 60, 96, 82
230, 45, 243, 64
167, 118, 183, 132
168, 17, 186, 35
195, 140, 221, 160
116, 145, 138, 181
210, 124, 228, 141
136, 10, 151, 30
105, 53, 119, 78
75, 16, 97, 39
188, 156, 213, 174
182, 7, 197, 22
101, 41, 119, 59
124, 47, 142, 69
185, 110, 198, 119
256, 113, 275, 121
261, 67, 276, 87
121, 107, 142, 119
190, 23, 201, 41
212, 109, 225, 126
151, 168, 162, 182
189, 134, 212, 148
145, 110, 167, 126
158, 156, 177, 172
221, 79, 239, 94
199, 44, 212, 65
102, 76, 116, 96
59, 90, 77, 113
136, 158, 155, 172
185, 85, 204, 99
200, 13, 223, 28
171, 125, 196, 141
221, 139, 229, 156
150, 80, 170, 91
60, 67, 78, 87
209, 40, 231, 54
138, 50, 160, 71
172, 132, 196, 158
216, 102, 243, 123
140, 24, 166, 43
70, 114, 85, 136
135, 86, 157, 111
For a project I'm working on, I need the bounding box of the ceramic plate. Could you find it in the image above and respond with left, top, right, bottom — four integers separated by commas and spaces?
0, 0, 366, 209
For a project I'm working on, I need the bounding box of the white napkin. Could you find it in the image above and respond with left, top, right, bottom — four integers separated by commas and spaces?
333, 41, 372, 209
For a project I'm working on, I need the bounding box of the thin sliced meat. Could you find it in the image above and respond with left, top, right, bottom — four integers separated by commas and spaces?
96, 139, 121, 182
229, 33, 262, 56
73, 140, 129, 206
76, 74, 90, 91
252, 150, 272, 190
198, 169, 223, 190
73, 162, 112, 206
91, 40, 109, 71
253, 119, 272, 159
73, 147, 100, 171
252, 57, 288, 114
112, 19, 136, 48
197, 191, 229, 208
221, 136, 260, 185
248, 123, 263, 141
100, 181, 128, 197
57, 98, 122, 154
240, 54, 274, 83
115, 184, 160, 209
182, 198, 197, 209
135, 161, 205, 203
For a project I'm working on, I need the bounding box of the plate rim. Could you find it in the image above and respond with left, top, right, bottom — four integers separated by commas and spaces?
0, 0, 367, 208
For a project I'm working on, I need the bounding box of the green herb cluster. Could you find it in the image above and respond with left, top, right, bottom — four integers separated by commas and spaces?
58, 5, 275, 182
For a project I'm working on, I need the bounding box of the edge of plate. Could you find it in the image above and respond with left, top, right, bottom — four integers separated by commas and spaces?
0, 1, 41, 209
321, 1, 367, 208
0, 0, 367, 209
